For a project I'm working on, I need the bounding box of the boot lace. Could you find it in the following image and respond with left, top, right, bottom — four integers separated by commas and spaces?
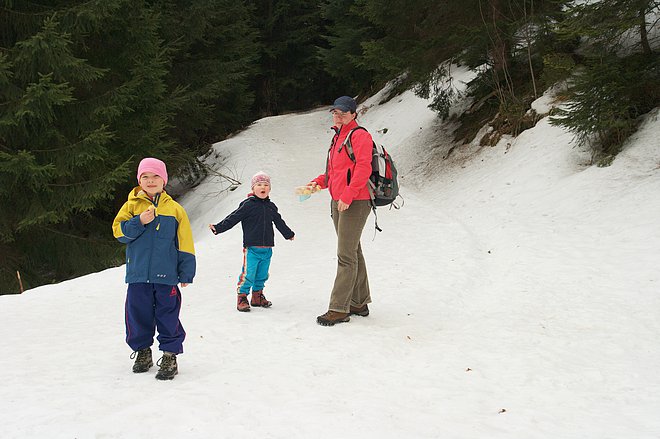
130, 348, 151, 365
157, 354, 176, 371
254, 292, 268, 305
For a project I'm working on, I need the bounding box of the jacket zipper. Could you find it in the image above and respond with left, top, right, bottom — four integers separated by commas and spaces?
144, 194, 160, 283
329, 129, 342, 196
262, 202, 267, 245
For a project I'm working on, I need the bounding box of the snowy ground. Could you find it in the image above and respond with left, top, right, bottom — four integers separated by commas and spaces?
2, 73, 660, 438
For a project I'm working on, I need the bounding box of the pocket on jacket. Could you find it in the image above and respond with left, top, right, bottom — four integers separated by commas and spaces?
155, 217, 176, 240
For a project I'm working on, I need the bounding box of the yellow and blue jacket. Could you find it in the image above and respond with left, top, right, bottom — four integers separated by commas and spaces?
112, 187, 196, 285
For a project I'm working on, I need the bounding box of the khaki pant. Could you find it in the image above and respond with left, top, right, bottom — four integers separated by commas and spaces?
328, 200, 372, 313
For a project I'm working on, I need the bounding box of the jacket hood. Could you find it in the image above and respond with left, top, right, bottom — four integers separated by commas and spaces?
128, 186, 171, 204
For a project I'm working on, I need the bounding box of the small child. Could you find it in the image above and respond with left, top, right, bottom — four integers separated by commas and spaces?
209, 171, 294, 312
112, 158, 196, 380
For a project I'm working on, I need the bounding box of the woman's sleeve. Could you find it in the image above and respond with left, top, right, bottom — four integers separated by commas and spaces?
311, 173, 327, 188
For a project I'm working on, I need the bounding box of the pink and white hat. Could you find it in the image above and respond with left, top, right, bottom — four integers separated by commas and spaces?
137, 157, 168, 186
251, 171, 271, 188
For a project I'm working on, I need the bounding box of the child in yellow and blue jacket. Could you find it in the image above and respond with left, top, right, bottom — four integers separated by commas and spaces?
112, 157, 195, 380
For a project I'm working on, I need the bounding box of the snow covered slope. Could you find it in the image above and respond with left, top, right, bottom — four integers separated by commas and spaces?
2, 77, 659, 438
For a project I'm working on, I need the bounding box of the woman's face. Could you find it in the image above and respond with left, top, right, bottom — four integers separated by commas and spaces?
331, 109, 354, 126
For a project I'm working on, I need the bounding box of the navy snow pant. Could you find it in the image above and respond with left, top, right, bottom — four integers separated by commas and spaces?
125, 283, 186, 354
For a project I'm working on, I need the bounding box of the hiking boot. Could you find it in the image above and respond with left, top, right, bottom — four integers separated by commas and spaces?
237, 293, 250, 312
316, 310, 350, 326
130, 347, 153, 373
251, 290, 272, 308
155, 352, 178, 380
350, 304, 369, 317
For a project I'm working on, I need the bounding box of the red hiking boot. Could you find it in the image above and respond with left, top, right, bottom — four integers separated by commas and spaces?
237, 293, 250, 312
251, 290, 272, 308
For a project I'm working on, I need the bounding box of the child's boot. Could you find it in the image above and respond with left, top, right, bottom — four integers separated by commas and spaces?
237, 293, 250, 312
130, 347, 153, 373
251, 290, 272, 308
155, 352, 178, 380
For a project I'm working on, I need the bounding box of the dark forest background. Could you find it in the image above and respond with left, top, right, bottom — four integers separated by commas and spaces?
1, 0, 658, 292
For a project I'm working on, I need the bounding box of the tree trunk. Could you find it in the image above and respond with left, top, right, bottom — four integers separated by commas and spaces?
489, 0, 510, 79
639, 5, 652, 54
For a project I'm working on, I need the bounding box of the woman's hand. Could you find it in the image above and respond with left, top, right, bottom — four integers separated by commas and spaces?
337, 200, 350, 211
208, 224, 217, 234
307, 182, 319, 192
181, 283, 189, 287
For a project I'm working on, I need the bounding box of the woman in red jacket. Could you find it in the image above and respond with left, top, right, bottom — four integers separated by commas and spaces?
308, 96, 373, 326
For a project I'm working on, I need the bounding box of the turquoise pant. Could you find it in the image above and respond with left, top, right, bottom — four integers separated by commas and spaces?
237, 247, 272, 294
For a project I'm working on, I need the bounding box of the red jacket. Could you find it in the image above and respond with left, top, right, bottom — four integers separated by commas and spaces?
313, 119, 373, 205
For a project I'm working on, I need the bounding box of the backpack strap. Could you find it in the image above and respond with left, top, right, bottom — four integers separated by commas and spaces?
372, 204, 382, 233
343, 126, 377, 206
323, 126, 363, 190
343, 127, 383, 233
339, 126, 367, 162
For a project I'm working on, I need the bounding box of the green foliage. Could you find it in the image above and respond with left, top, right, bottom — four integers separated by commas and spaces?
0, 0, 277, 291
413, 65, 458, 120
0, 1, 177, 291
550, 53, 659, 164
155, 0, 260, 162
249, 0, 336, 115
318, 0, 381, 96
550, 0, 659, 164
340, 0, 572, 122
355, 0, 474, 87
541, 53, 575, 89
558, 0, 657, 55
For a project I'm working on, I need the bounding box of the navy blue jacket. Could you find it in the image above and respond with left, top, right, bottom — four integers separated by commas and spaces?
212, 196, 294, 247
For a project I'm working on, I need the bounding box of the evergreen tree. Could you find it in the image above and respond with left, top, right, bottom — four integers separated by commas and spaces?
154, 0, 260, 177
356, 0, 473, 84
552, 54, 659, 164
551, 0, 659, 163
249, 0, 334, 115
317, 0, 380, 96
460, 0, 570, 138
348, 1, 556, 106
0, 0, 175, 292
559, 0, 658, 56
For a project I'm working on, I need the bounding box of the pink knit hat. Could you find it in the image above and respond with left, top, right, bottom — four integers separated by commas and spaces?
137, 157, 168, 186
251, 171, 271, 188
